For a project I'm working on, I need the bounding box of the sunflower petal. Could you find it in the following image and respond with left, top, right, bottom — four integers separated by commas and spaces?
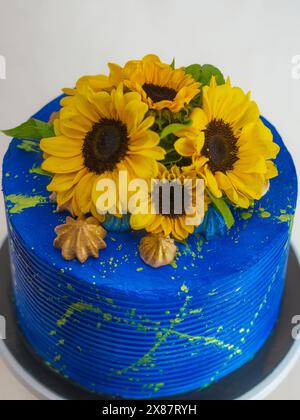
40, 136, 83, 158
175, 137, 196, 157
74, 172, 96, 214
42, 155, 84, 174
125, 155, 158, 179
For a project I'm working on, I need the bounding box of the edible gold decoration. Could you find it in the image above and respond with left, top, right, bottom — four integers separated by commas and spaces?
139, 234, 177, 268
54, 216, 107, 263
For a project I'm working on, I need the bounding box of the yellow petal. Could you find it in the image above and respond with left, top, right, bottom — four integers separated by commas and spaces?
108, 62, 124, 86
174, 137, 196, 157
125, 155, 158, 179
215, 171, 233, 190
130, 213, 156, 230
227, 172, 264, 200
266, 161, 278, 179
74, 95, 100, 122
190, 108, 208, 130
130, 146, 165, 161
123, 100, 149, 132
56, 188, 74, 207
56, 120, 85, 139
47, 172, 81, 192
234, 156, 267, 174
40, 136, 83, 158
129, 129, 159, 150
132, 116, 155, 138
42, 155, 84, 174
161, 217, 172, 237
74, 172, 96, 214
203, 167, 222, 198
91, 91, 113, 119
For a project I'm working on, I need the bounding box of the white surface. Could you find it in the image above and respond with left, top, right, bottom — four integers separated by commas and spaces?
0, 0, 299, 400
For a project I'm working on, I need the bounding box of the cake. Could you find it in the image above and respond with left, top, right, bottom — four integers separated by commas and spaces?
2, 55, 298, 399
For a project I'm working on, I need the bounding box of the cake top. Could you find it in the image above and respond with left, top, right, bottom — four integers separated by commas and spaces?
2, 55, 297, 276
2, 96, 297, 298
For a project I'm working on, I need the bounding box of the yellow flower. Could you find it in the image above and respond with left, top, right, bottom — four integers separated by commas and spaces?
130, 165, 206, 241
109, 54, 200, 113
62, 74, 113, 97
174, 78, 280, 208
41, 84, 165, 217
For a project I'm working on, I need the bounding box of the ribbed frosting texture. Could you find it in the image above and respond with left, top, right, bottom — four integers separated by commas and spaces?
2, 96, 298, 399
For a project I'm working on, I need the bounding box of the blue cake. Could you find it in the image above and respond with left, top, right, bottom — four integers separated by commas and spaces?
1, 56, 298, 399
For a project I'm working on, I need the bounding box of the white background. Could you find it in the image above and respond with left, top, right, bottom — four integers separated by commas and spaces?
0, 0, 299, 400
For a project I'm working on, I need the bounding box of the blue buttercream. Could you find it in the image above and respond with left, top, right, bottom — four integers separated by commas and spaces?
194, 205, 227, 240
102, 214, 131, 233
2, 96, 298, 399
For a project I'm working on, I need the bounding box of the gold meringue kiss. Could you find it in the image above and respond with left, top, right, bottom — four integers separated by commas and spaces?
139, 234, 177, 268
54, 216, 107, 263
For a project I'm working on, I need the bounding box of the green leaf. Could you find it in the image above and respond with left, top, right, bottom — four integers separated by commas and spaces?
160, 122, 191, 140
2, 118, 55, 139
185, 63, 225, 86
170, 58, 176, 69
208, 191, 235, 229
185, 64, 202, 81
200, 64, 225, 86
162, 150, 182, 166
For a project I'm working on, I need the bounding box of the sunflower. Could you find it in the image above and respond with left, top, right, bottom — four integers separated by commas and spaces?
63, 74, 113, 97
109, 54, 200, 113
174, 78, 280, 209
130, 164, 206, 241
41, 84, 165, 218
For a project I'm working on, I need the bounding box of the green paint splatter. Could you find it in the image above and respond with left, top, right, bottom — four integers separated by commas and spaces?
241, 212, 253, 220
189, 308, 203, 315
260, 211, 271, 219
103, 313, 112, 321
17, 140, 40, 153
29, 165, 52, 177
181, 284, 189, 293
53, 354, 62, 362
170, 260, 178, 269
57, 302, 99, 327
170, 330, 242, 354
277, 214, 294, 223
104, 298, 114, 305
276, 213, 294, 236
143, 382, 165, 392
5, 194, 48, 214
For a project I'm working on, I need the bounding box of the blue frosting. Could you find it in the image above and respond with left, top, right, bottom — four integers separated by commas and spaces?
194, 205, 227, 240
2, 95, 298, 399
102, 214, 131, 233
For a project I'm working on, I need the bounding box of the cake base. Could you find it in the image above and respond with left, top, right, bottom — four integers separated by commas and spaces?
1, 239, 300, 400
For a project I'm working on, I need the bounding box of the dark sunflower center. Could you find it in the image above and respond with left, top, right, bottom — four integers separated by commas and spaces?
203, 119, 239, 173
82, 119, 129, 174
143, 83, 177, 103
